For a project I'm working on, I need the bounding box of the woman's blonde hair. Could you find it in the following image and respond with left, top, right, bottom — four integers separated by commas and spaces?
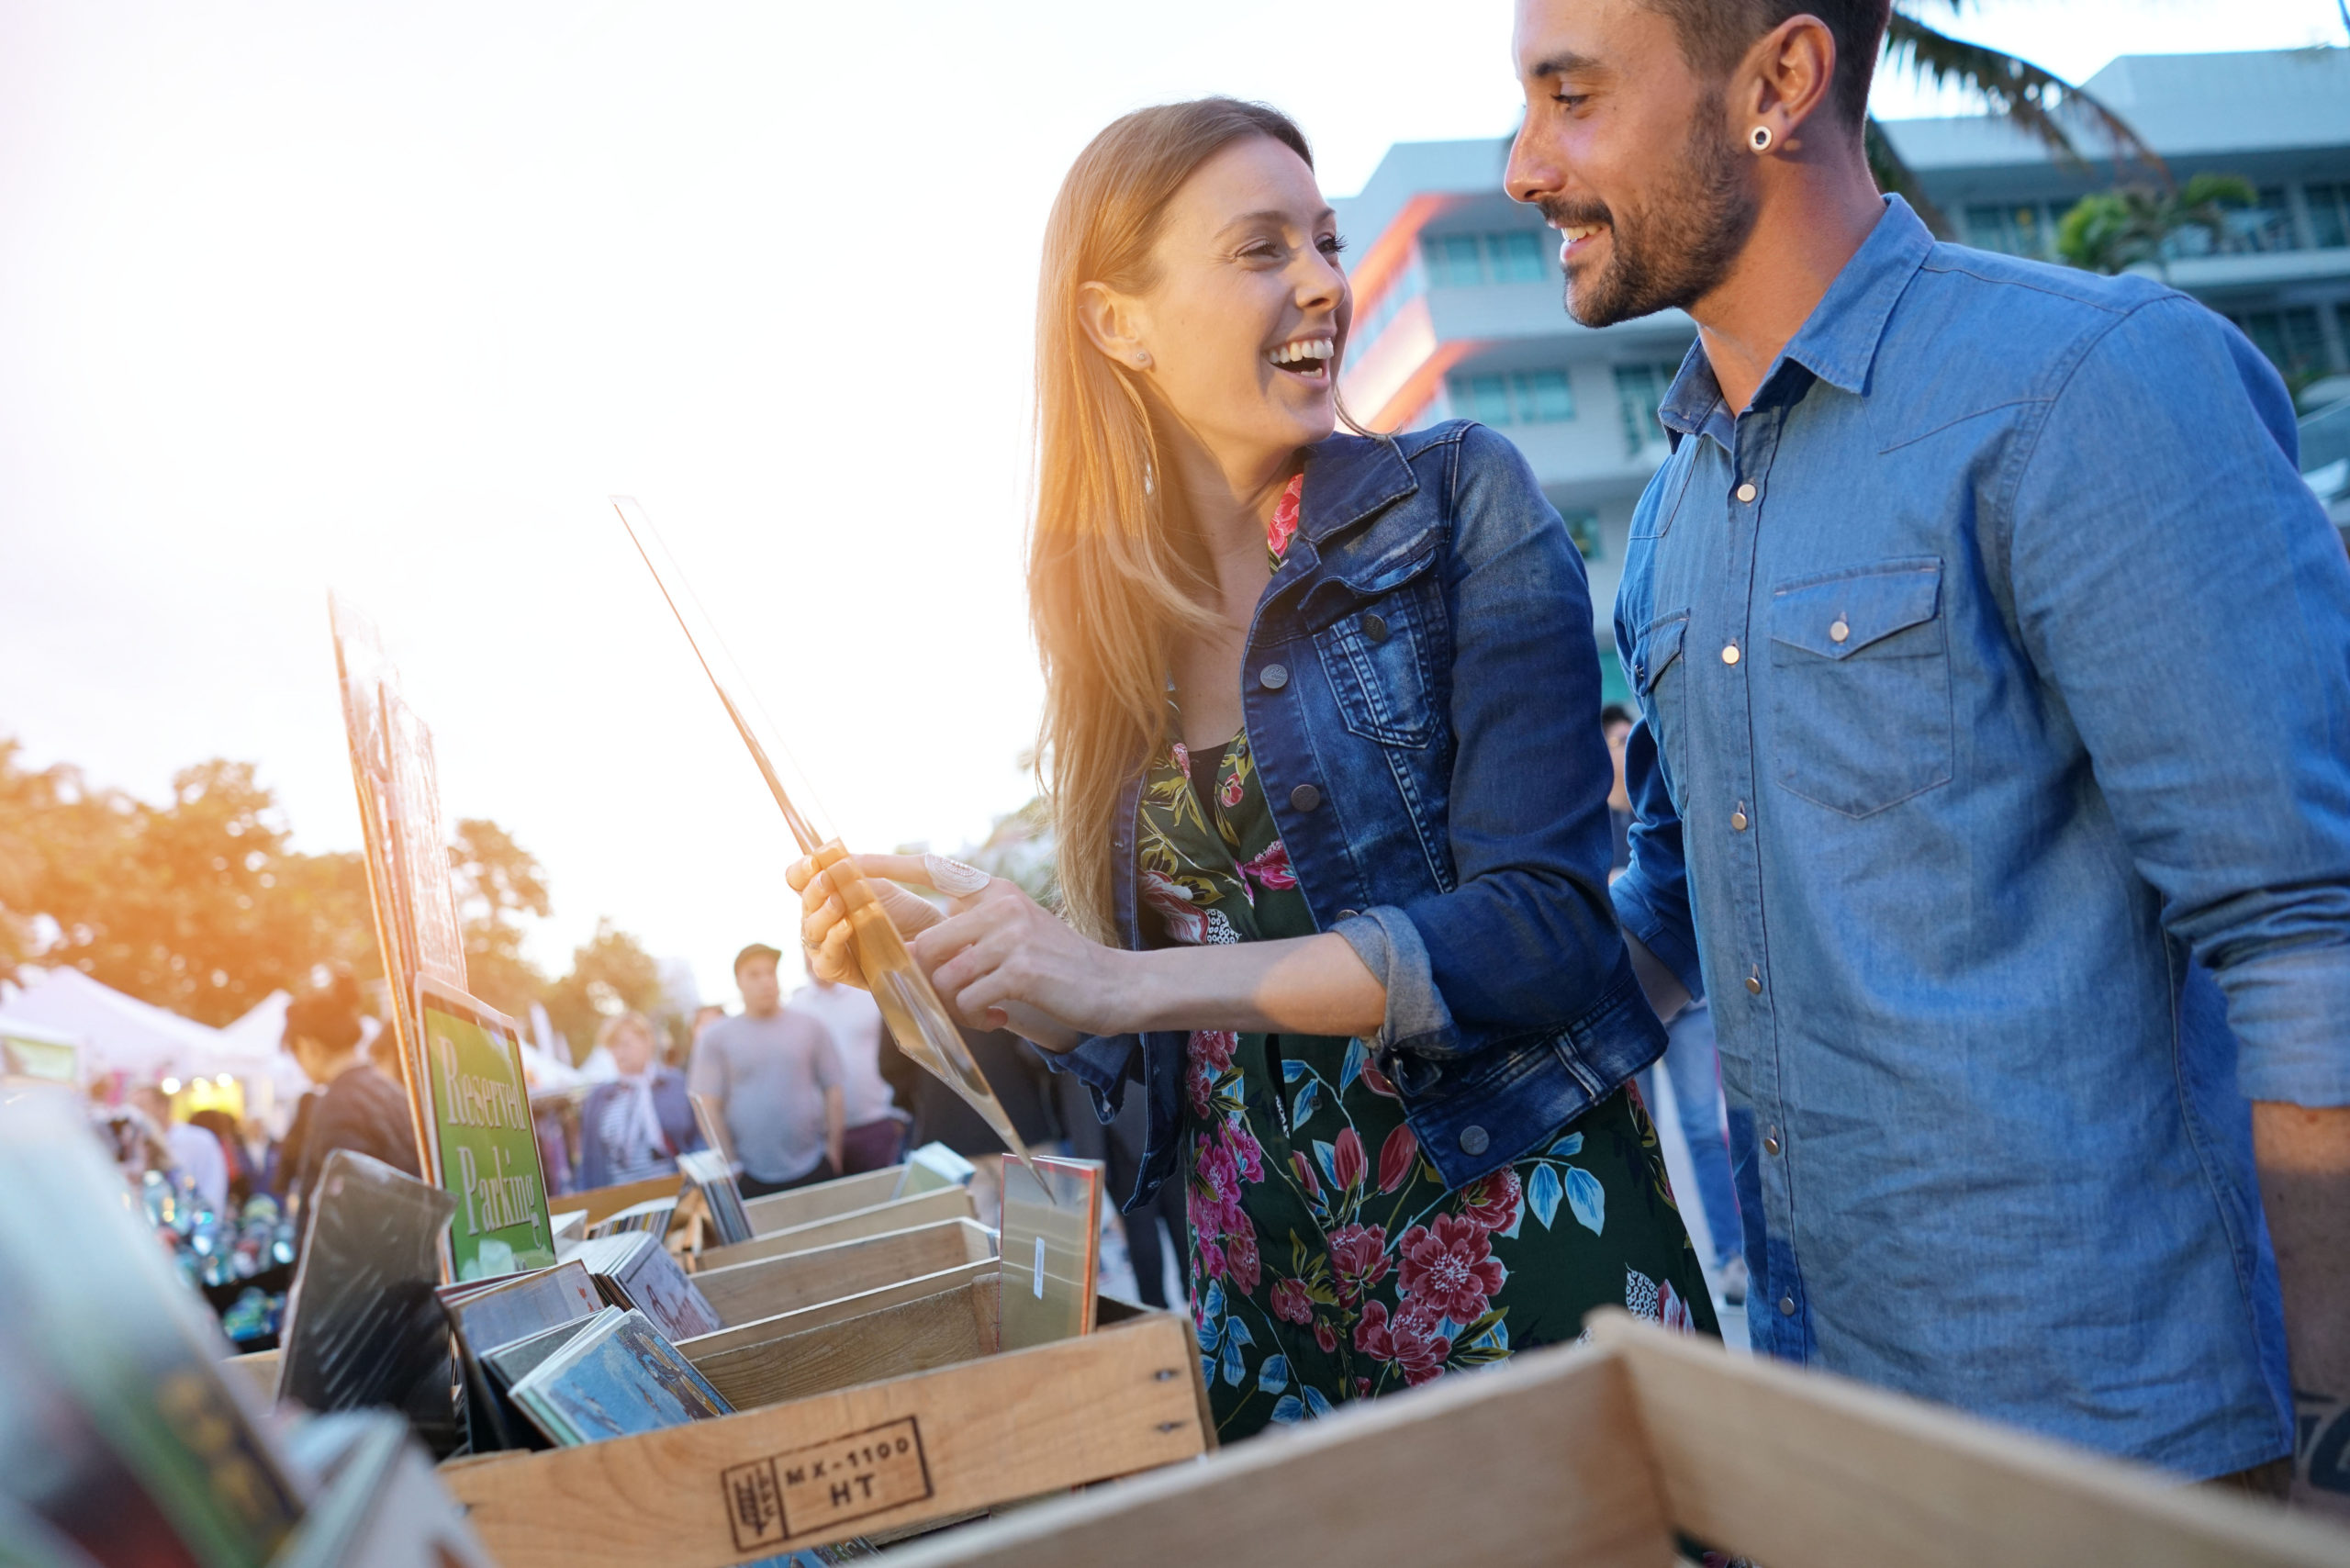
1029, 98, 1315, 941
595, 1010, 657, 1060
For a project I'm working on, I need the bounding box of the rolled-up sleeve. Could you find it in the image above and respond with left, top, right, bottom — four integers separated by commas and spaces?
2009, 297, 2350, 1106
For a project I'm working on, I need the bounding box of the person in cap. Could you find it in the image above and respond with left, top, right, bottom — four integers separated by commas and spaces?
688, 943, 845, 1195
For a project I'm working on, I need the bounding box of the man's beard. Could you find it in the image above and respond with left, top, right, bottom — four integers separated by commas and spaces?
1541, 97, 1758, 329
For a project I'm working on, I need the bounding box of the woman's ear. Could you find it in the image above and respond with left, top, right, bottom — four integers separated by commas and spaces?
1076, 280, 1155, 373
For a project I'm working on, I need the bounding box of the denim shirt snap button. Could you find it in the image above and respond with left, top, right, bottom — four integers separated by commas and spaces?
1458, 1125, 1490, 1156
1259, 663, 1290, 690
1363, 612, 1389, 643
1290, 784, 1322, 812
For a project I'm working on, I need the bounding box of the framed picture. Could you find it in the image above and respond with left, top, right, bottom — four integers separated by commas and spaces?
415, 977, 558, 1282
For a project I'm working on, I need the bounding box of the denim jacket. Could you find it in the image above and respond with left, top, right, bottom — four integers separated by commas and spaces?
1057, 420, 1666, 1213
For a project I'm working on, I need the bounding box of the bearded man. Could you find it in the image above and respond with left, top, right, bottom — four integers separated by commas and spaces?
1504, 0, 2350, 1514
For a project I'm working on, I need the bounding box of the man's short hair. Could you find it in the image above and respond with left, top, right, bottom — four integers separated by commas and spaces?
733, 942, 783, 976
1601, 703, 1634, 728
1638, 0, 1892, 129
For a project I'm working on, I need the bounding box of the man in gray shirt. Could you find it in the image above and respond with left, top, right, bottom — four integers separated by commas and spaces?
688, 943, 845, 1195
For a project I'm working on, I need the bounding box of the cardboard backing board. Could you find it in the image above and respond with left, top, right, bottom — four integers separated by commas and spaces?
678, 1262, 1000, 1361
997, 1157, 1099, 1351
693, 1220, 997, 1328
699, 1189, 979, 1271
877, 1312, 2349, 1568
440, 1310, 1208, 1568
275, 1150, 458, 1441
417, 978, 557, 1281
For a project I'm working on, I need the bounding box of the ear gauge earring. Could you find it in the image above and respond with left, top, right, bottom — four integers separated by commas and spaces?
1750, 124, 1775, 152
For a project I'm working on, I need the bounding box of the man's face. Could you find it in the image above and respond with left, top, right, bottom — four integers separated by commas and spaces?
737, 957, 782, 1015
1505, 0, 1759, 327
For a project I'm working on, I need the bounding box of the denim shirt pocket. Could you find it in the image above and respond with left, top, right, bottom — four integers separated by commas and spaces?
1767, 556, 1953, 817
1632, 609, 1691, 795
1311, 542, 1446, 749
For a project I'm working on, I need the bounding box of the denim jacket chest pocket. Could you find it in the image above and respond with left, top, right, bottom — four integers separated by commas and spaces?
1632, 610, 1691, 802
1766, 557, 1953, 817
1308, 541, 1448, 749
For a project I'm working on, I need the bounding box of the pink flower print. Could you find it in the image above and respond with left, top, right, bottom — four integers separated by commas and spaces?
1270, 1277, 1315, 1326
1326, 1223, 1391, 1305
1195, 1236, 1227, 1282
1237, 840, 1299, 898
1659, 1278, 1694, 1335
1354, 1300, 1452, 1386
1194, 1137, 1244, 1231
1315, 1323, 1338, 1355
1227, 1122, 1265, 1182
1359, 1051, 1399, 1100
1457, 1168, 1520, 1234
1225, 1226, 1261, 1293
1331, 1126, 1367, 1193
1376, 1124, 1419, 1193
1184, 1057, 1216, 1118
1396, 1214, 1505, 1324
1169, 740, 1191, 774
1353, 1298, 1394, 1360
1189, 1028, 1236, 1075
1289, 1149, 1321, 1201
1218, 769, 1246, 809
1267, 472, 1303, 561
1143, 869, 1208, 946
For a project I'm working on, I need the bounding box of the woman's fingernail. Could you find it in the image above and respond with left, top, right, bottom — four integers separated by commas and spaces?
923, 854, 990, 897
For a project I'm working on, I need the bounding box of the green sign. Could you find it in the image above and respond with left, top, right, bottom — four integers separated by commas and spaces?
416, 979, 555, 1282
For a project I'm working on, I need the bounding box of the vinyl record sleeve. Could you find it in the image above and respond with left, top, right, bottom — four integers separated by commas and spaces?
509, 1308, 731, 1447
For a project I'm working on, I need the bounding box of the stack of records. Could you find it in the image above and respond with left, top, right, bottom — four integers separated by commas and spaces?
585, 1196, 677, 1239
568, 1232, 724, 1343
678, 1149, 752, 1246
435, 1261, 604, 1451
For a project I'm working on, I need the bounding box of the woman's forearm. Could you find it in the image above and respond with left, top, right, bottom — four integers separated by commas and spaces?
1127, 933, 1385, 1037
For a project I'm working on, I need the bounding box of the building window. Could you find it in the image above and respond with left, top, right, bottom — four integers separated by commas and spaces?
1445, 369, 1576, 427
1561, 509, 1603, 563
2229, 307, 2329, 380
2214, 187, 2299, 254
2306, 183, 2349, 251
1350, 253, 1427, 365
1964, 202, 2060, 258
1420, 229, 1552, 287
1614, 362, 1684, 456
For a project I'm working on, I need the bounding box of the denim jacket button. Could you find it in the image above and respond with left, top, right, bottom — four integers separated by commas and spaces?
1290, 784, 1322, 812
1259, 663, 1290, 690
1363, 612, 1389, 643
1337, 908, 1360, 920
1458, 1125, 1490, 1156
1736, 481, 1757, 503
1778, 1295, 1797, 1316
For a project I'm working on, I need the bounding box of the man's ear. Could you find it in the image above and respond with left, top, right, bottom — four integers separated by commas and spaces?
1076, 280, 1155, 372
1739, 12, 1838, 151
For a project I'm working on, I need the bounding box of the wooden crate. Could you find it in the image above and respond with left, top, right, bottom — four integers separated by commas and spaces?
440, 1306, 1206, 1567
696, 1187, 978, 1271
690, 1218, 996, 1327
879, 1310, 2350, 1568
568, 1173, 683, 1228
678, 1260, 1001, 1364
739, 1166, 907, 1235
685, 1275, 1004, 1412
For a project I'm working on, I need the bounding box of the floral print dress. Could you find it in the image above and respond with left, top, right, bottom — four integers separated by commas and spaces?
1147, 475, 1718, 1441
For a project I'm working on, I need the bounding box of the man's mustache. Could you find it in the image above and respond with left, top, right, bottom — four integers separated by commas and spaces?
1535, 196, 1611, 230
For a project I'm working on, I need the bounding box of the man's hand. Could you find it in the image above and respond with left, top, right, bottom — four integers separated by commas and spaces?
2253, 1101, 2350, 1519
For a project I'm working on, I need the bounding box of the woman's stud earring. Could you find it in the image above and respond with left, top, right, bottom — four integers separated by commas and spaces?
1134, 352, 1151, 368
1750, 124, 1774, 152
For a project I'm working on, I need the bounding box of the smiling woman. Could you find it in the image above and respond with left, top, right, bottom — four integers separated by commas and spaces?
789, 96, 1715, 1440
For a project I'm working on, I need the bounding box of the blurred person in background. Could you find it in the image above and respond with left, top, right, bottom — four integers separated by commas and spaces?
1601, 703, 1635, 872
579, 1010, 701, 1189
283, 970, 419, 1207
129, 1082, 228, 1213
689, 943, 845, 1195
791, 970, 910, 1172
187, 1108, 258, 1208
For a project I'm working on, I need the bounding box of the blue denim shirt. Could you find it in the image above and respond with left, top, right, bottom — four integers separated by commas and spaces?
1059, 421, 1666, 1212
1612, 196, 2350, 1477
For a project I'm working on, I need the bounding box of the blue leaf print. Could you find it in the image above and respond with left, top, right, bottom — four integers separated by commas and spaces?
1225, 1316, 1254, 1348
1292, 1080, 1320, 1129
1498, 1201, 1527, 1241
1269, 1394, 1306, 1425
1202, 1354, 1217, 1387
1565, 1166, 1606, 1235
1203, 1278, 1226, 1321
1195, 1315, 1221, 1352
1281, 1056, 1308, 1082
1258, 1354, 1291, 1394
1221, 1334, 1246, 1386
1550, 1132, 1584, 1158
1472, 1318, 1510, 1352
1313, 1139, 1339, 1187
1527, 1163, 1564, 1230
1340, 1038, 1366, 1092
1301, 1385, 1334, 1419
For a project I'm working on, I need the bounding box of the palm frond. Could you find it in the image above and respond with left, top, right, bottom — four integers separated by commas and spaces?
1884, 9, 2163, 178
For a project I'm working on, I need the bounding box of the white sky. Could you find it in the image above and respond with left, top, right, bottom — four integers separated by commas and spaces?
2, 0, 2337, 1009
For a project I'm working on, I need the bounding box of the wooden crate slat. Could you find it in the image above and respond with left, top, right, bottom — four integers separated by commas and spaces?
680, 1260, 1000, 1361
442, 1313, 1206, 1568
879, 1333, 1671, 1568
693, 1219, 994, 1326
692, 1278, 1000, 1412
697, 1189, 979, 1271
1588, 1310, 2347, 1568
742, 1167, 907, 1235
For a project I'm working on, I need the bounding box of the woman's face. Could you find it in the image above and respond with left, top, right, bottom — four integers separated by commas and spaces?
1097, 135, 1351, 469
610, 1020, 656, 1076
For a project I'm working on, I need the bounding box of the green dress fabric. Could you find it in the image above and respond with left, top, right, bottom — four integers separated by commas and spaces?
1144, 713, 1721, 1442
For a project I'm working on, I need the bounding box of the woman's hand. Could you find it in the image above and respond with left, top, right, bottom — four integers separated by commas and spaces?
912, 881, 1138, 1041
786, 852, 948, 990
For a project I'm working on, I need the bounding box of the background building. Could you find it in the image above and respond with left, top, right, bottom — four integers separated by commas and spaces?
1333, 47, 2350, 691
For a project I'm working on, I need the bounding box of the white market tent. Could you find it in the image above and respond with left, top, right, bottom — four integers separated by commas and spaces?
0, 968, 226, 1083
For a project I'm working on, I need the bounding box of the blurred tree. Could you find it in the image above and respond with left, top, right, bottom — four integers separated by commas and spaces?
448, 817, 551, 1020
0, 746, 380, 1024
540, 917, 666, 1064
2056, 174, 2260, 279
1869, 2, 2159, 236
